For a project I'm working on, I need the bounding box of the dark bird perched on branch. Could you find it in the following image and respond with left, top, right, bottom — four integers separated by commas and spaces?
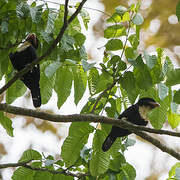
102, 97, 160, 152
9, 33, 41, 108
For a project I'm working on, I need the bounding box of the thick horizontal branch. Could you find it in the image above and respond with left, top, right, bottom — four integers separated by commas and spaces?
0, 103, 179, 137
0, 103, 180, 160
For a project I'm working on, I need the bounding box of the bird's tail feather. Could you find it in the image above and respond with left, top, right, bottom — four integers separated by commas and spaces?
102, 133, 117, 152
31, 87, 41, 108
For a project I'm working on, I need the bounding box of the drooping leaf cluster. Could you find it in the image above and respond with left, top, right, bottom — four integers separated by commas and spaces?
0, 1, 180, 179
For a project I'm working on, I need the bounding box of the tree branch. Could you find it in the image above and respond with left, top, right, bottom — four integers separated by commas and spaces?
0, 103, 180, 160
0, 0, 87, 95
0, 160, 88, 178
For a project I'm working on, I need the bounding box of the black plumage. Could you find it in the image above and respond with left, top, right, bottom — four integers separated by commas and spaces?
102, 97, 160, 152
9, 33, 41, 108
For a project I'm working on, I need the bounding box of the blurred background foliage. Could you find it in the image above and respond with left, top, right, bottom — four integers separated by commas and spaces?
96, 0, 180, 65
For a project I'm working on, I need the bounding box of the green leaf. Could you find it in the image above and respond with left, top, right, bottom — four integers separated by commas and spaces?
128, 34, 139, 49
144, 51, 157, 69
120, 163, 136, 180
125, 47, 136, 59
40, 62, 55, 104
168, 110, 180, 129
45, 11, 56, 33
12, 167, 34, 180
73, 33, 86, 46
157, 83, 169, 101
73, 67, 87, 105
131, 55, 152, 90
16, 3, 30, 18
132, 13, 144, 25
162, 56, 174, 75
106, 13, 121, 23
1, 21, 8, 33
169, 162, 180, 178
115, 6, 127, 14
44, 62, 61, 78
81, 59, 96, 72
105, 39, 123, 51
34, 171, 53, 180
148, 98, 168, 129
88, 67, 99, 96
80, 9, 90, 30
90, 130, 110, 176
176, 0, 180, 22
166, 68, 180, 86
18, 149, 42, 163
122, 12, 130, 22
175, 167, 180, 179
104, 25, 126, 38
6, 74, 27, 104
119, 71, 138, 104
109, 153, 126, 172
174, 90, 180, 104
29, 6, 42, 23
0, 112, 13, 137
61, 35, 75, 52
61, 122, 94, 166
96, 72, 113, 93
0, 51, 9, 80
54, 67, 73, 109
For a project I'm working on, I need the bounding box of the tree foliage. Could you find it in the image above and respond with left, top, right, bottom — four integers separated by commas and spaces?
0, 0, 180, 179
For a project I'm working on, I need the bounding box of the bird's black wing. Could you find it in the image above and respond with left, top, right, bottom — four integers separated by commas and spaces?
102, 104, 147, 152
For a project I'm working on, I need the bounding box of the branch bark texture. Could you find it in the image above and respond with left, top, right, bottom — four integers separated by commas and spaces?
0, 103, 180, 161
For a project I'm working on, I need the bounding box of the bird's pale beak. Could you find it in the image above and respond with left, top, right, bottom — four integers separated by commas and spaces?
149, 102, 160, 108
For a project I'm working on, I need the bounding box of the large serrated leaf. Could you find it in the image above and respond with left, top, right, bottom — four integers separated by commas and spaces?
0, 51, 9, 80
6, 73, 27, 104
132, 55, 152, 90
168, 111, 180, 129
45, 62, 61, 78
18, 149, 42, 163
73, 67, 87, 105
88, 68, 99, 95
46, 11, 57, 33
105, 39, 123, 51
12, 167, 34, 180
166, 68, 180, 86
40, 62, 55, 104
34, 171, 53, 180
104, 25, 126, 38
0, 112, 13, 137
61, 122, 94, 167
90, 130, 110, 176
173, 90, 180, 104
148, 97, 168, 129
119, 71, 138, 104
29, 6, 42, 23
158, 83, 169, 101
120, 163, 136, 180
54, 67, 73, 109
132, 13, 144, 25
